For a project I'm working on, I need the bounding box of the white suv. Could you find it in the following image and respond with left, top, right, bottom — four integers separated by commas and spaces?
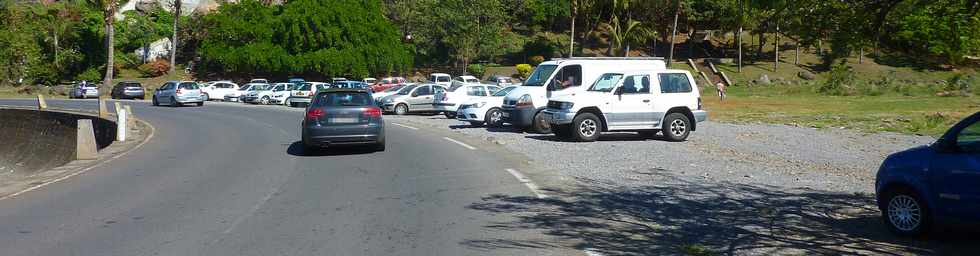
542, 70, 707, 142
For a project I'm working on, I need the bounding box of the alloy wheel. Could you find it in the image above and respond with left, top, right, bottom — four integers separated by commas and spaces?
888, 195, 922, 231
579, 119, 597, 137
670, 119, 687, 137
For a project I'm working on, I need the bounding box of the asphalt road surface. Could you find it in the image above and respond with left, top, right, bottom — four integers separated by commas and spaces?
0, 99, 568, 256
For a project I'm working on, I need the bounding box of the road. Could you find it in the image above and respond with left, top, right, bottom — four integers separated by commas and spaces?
0, 99, 568, 255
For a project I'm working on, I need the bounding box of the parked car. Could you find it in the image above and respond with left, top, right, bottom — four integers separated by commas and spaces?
288, 77, 305, 84
331, 77, 348, 83
250, 78, 269, 84
429, 73, 452, 87
363, 78, 377, 86
269, 83, 295, 105
875, 111, 980, 236
200, 80, 239, 101
372, 85, 407, 105
224, 83, 254, 102
332, 81, 370, 89
502, 57, 667, 133
301, 88, 385, 152
110, 81, 144, 100
371, 77, 408, 92
152, 81, 204, 107
456, 86, 518, 126
488, 75, 518, 87
433, 83, 500, 118
69, 81, 100, 99
450, 75, 481, 87
241, 83, 274, 104
380, 84, 447, 115
543, 70, 707, 142
286, 82, 330, 107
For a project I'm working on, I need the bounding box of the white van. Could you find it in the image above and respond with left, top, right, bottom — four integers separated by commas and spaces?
501, 57, 667, 133
429, 73, 452, 87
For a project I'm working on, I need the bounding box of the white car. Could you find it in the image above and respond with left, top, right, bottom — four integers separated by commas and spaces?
200, 81, 239, 101
456, 86, 518, 126
285, 82, 329, 107
224, 83, 255, 102
542, 70, 707, 142
372, 85, 408, 105
433, 83, 500, 118
502, 57, 668, 133
268, 83, 295, 104
429, 73, 452, 87
240, 83, 274, 104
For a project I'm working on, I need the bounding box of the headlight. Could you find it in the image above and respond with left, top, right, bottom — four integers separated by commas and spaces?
384, 98, 394, 103
558, 102, 574, 109
473, 102, 486, 108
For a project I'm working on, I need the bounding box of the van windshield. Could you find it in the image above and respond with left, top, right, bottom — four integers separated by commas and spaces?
589, 73, 623, 92
523, 65, 557, 86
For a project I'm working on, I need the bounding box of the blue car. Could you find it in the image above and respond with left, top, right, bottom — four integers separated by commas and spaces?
875, 111, 980, 236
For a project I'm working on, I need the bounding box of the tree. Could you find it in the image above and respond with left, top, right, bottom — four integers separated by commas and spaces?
894, 0, 980, 64
602, 16, 653, 56
87, 0, 119, 95
168, 0, 180, 73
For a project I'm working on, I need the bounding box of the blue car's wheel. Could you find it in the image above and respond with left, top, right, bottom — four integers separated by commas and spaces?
880, 187, 931, 237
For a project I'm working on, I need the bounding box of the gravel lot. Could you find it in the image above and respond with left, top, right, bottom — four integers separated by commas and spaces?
386, 114, 934, 194
385, 114, 974, 255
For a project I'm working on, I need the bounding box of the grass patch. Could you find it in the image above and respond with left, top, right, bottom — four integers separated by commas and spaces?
0, 68, 193, 100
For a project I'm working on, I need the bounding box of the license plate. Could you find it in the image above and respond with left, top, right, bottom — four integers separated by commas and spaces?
501, 112, 510, 118
330, 117, 358, 123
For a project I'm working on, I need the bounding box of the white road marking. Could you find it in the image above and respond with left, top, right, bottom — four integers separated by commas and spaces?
392, 123, 419, 130
583, 248, 606, 256
505, 168, 548, 199
443, 137, 476, 150
0, 119, 156, 201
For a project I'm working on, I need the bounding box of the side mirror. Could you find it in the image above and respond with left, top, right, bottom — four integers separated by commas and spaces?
614, 87, 624, 95
411, 92, 419, 97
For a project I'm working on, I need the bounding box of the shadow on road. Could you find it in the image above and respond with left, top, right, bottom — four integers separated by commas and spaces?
286, 141, 377, 157
463, 172, 980, 255
524, 132, 669, 142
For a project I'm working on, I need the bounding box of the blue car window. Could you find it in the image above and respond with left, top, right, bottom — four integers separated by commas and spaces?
956, 121, 980, 153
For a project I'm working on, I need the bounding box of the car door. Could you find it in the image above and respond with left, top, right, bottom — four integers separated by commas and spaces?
607, 74, 655, 127
157, 83, 174, 103
930, 117, 980, 217
653, 73, 696, 127
407, 85, 434, 111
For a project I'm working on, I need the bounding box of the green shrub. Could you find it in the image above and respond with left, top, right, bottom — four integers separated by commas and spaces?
466, 64, 485, 79
529, 55, 545, 66
516, 64, 533, 79
138, 59, 170, 77
818, 63, 857, 96
75, 67, 103, 82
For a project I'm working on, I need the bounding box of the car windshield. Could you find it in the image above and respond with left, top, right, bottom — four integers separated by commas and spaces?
492, 86, 516, 96
589, 73, 624, 92
523, 65, 557, 86
313, 92, 372, 107
297, 83, 312, 90
253, 84, 271, 91
396, 85, 418, 95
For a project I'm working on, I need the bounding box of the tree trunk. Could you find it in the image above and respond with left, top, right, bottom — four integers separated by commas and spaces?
817, 39, 823, 55
102, 4, 115, 97
625, 42, 630, 57
859, 47, 864, 64
773, 23, 779, 71
667, 8, 679, 67
53, 30, 59, 69
737, 26, 742, 72
569, 15, 575, 58
652, 38, 657, 57
795, 42, 800, 65
169, 0, 180, 73
688, 27, 696, 59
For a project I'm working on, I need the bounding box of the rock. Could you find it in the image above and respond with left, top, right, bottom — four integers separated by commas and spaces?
757, 74, 772, 85
798, 71, 816, 80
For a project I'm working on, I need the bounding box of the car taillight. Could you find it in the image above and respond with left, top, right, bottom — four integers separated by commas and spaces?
307, 108, 325, 120
516, 94, 533, 107
364, 107, 382, 118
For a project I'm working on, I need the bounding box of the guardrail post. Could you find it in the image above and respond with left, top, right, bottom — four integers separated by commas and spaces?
77, 119, 98, 160
116, 108, 127, 142
37, 94, 47, 110
114, 102, 122, 116
124, 105, 135, 130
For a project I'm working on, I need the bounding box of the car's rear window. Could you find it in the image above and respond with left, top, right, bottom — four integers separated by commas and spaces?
179, 82, 199, 89
312, 92, 372, 107
122, 83, 142, 88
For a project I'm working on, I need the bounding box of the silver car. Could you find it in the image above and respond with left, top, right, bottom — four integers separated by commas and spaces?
152, 81, 205, 107
69, 82, 100, 99
380, 84, 446, 115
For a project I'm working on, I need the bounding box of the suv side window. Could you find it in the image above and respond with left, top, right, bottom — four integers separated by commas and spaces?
956, 121, 980, 153
659, 73, 692, 93
549, 65, 583, 90
466, 86, 487, 96
620, 75, 651, 94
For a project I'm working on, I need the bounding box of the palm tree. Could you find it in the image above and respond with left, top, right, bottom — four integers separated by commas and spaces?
602, 16, 653, 56
88, 0, 118, 97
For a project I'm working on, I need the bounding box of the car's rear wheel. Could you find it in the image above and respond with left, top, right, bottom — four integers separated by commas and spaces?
196, 101, 204, 107
284, 98, 292, 107
170, 97, 180, 107
152, 96, 159, 106
394, 104, 408, 115
571, 113, 601, 142
880, 187, 931, 237
530, 111, 552, 134
444, 112, 457, 119
662, 113, 691, 142
202, 93, 210, 101
485, 108, 503, 127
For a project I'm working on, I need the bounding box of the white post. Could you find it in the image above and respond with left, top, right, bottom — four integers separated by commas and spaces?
116, 108, 127, 142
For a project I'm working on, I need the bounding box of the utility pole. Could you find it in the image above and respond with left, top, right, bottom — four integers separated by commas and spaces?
774, 20, 779, 71
737, 0, 743, 73
169, 0, 180, 73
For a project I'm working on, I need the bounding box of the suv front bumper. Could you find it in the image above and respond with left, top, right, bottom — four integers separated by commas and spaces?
542, 109, 576, 125
501, 105, 538, 127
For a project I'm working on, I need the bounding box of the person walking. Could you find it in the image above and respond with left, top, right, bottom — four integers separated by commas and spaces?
715, 80, 726, 101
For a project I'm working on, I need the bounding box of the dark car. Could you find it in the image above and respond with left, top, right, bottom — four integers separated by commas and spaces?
301, 88, 385, 152
875, 111, 980, 236
111, 81, 145, 100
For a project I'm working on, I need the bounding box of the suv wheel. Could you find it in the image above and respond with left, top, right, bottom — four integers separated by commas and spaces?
444, 112, 457, 119
880, 187, 931, 237
530, 111, 552, 134
394, 104, 408, 115
571, 113, 601, 142
662, 113, 691, 142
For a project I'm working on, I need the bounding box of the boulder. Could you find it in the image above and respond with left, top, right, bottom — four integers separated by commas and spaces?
798, 71, 816, 80
757, 74, 772, 85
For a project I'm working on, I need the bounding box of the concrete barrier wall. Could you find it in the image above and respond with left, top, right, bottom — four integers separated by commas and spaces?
0, 109, 116, 175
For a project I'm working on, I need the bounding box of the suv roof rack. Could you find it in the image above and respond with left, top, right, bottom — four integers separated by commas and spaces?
552, 57, 665, 61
